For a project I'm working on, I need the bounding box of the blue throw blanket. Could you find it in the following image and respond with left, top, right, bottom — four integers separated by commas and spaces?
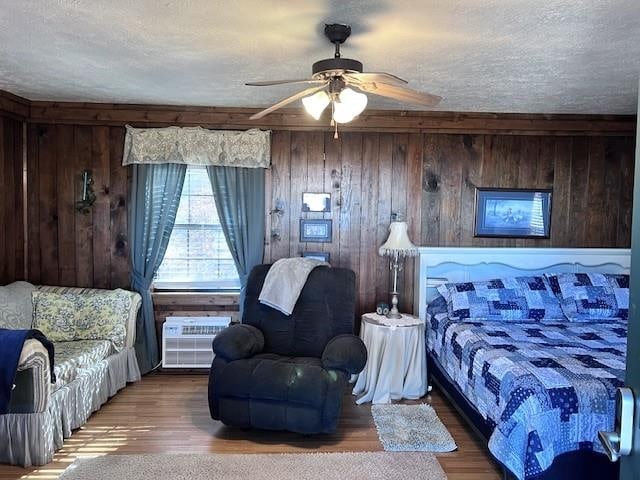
0, 328, 55, 415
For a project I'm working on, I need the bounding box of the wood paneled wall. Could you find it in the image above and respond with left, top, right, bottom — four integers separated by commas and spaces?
420, 134, 635, 248
264, 131, 424, 314
0, 114, 25, 284
27, 100, 637, 136
21, 125, 637, 316
1, 89, 634, 317
263, 132, 635, 315
25, 124, 130, 289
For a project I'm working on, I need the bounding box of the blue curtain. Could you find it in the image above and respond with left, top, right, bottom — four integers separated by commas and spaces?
207, 166, 265, 311
129, 163, 187, 373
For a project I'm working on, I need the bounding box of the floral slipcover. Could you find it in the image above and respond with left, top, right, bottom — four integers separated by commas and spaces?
32, 289, 132, 351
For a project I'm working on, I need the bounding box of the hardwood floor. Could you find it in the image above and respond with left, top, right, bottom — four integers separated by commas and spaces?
0, 374, 501, 480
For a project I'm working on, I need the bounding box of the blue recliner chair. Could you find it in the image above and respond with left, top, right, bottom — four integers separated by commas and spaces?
208, 264, 367, 434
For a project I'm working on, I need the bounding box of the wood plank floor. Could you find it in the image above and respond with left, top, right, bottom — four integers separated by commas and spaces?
0, 374, 502, 480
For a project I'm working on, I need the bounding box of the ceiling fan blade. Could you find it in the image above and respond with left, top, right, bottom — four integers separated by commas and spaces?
246, 79, 325, 87
344, 72, 408, 85
351, 81, 441, 107
249, 83, 329, 120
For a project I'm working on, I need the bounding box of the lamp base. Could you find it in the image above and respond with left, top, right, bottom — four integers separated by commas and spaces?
385, 291, 402, 319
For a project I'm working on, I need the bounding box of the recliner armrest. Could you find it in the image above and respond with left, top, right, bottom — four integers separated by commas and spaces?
212, 324, 264, 361
321, 334, 367, 375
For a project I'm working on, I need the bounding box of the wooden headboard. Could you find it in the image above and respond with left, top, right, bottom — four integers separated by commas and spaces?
413, 247, 631, 321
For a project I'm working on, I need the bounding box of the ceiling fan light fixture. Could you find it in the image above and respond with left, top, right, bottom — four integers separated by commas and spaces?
332, 88, 368, 124
339, 87, 367, 116
332, 101, 356, 124
246, 23, 440, 128
302, 90, 330, 120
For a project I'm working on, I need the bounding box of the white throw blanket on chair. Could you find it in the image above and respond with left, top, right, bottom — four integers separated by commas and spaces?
258, 257, 328, 315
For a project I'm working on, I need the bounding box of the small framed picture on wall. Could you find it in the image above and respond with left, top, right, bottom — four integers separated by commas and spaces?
474, 188, 552, 238
302, 251, 330, 263
302, 192, 331, 213
300, 219, 332, 243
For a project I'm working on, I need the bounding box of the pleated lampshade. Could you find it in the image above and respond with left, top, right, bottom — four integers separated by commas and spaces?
378, 222, 418, 257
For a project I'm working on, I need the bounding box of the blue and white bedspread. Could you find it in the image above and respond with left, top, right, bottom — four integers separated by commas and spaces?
427, 314, 626, 480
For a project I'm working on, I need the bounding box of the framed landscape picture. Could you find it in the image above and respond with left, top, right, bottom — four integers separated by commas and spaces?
474, 188, 552, 238
300, 219, 332, 243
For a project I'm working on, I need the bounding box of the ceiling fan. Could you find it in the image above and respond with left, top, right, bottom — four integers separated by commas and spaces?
246, 23, 441, 133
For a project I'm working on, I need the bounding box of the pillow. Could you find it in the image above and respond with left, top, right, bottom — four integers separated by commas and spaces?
427, 295, 448, 317
0, 281, 37, 330
32, 289, 132, 350
545, 273, 628, 321
437, 276, 563, 321
606, 273, 630, 290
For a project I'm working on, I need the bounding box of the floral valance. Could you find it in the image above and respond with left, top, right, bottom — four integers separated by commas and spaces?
122, 126, 271, 168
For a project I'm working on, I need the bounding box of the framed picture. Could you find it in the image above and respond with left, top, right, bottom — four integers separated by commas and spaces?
302, 251, 330, 263
302, 192, 331, 213
300, 219, 332, 243
474, 188, 552, 238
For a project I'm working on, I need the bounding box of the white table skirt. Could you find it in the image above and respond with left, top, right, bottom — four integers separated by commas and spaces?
352, 314, 427, 404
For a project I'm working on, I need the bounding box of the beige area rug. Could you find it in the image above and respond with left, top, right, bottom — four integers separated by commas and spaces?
59, 452, 447, 480
372, 404, 457, 452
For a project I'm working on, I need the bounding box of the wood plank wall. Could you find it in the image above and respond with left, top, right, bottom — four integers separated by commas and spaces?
0, 114, 25, 284
20, 125, 638, 316
25, 124, 130, 289
420, 134, 635, 248
264, 132, 636, 315
1, 91, 634, 318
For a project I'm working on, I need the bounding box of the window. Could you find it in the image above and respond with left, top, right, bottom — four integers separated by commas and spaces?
155, 166, 240, 290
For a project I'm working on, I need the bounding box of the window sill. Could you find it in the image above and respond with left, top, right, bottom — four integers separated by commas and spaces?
152, 291, 240, 307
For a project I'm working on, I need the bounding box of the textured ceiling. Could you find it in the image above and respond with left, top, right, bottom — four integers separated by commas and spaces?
1, 0, 639, 114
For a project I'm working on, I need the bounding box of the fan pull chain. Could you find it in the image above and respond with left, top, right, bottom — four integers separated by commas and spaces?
334, 122, 339, 139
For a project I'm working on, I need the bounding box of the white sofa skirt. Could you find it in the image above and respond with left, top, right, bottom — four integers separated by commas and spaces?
0, 347, 140, 467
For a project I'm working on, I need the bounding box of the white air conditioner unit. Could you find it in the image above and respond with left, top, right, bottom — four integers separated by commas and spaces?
162, 316, 231, 368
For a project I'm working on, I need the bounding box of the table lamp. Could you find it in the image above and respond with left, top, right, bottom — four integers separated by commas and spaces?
378, 221, 418, 318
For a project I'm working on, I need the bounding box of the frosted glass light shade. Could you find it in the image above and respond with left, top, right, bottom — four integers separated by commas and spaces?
379, 221, 418, 257
332, 101, 356, 124
340, 88, 368, 115
332, 88, 368, 124
302, 91, 330, 120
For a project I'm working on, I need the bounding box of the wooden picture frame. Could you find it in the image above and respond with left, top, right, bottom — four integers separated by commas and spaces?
300, 219, 332, 243
474, 188, 552, 238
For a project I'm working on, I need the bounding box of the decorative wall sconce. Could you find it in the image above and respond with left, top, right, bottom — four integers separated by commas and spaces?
76, 169, 96, 214
270, 199, 285, 241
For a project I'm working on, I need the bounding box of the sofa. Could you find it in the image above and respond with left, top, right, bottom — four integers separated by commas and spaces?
0, 281, 142, 467
208, 264, 367, 434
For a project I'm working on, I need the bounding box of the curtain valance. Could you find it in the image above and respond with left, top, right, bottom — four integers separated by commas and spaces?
122, 126, 271, 168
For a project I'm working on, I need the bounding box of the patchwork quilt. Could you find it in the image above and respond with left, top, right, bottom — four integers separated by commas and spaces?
545, 273, 629, 321
427, 313, 626, 480
437, 276, 564, 321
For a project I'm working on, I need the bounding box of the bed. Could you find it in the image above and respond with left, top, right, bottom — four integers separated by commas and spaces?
413, 247, 630, 480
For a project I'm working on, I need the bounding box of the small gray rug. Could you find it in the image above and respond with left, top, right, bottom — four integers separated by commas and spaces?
372, 403, 457, 452
59, 452, 447, 480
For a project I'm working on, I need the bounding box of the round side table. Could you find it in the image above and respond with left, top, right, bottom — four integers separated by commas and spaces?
352, 312, 428, 404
